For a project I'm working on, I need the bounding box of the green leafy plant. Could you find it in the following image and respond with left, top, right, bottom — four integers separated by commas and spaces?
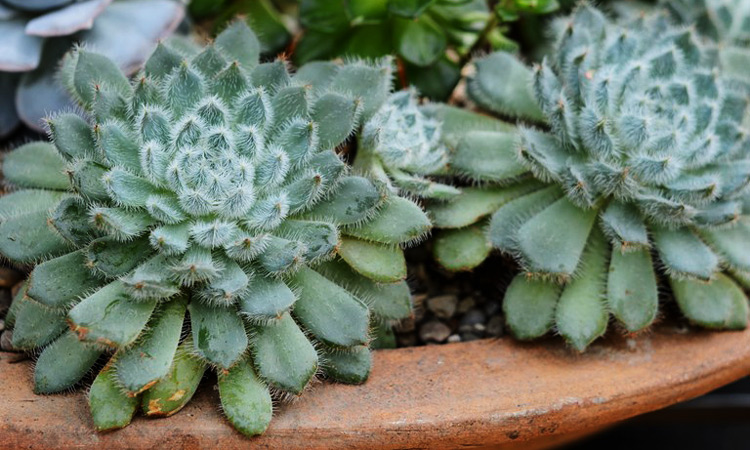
295, 0, 558, 100
0, 21, 429, 435
428, 4, 750, 350
189, 0, 293, 56
0, 0, 185, 137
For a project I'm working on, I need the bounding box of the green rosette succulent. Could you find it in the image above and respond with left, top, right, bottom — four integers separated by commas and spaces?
0, 0, 185, 137
428, 4, 750, 350
354, 89, 461, 200
0, 21, 429, 435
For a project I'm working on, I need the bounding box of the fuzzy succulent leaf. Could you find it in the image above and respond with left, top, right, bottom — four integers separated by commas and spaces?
468, 51, 545, 122
140, 339, 207, 418
314, 258, 413, 322
433, 225, 492, 272
554, 230, 609, 352
320, 345, 372, 384
503, 275, 561, 340
338, 237, 406, 283
11, 296, 67, 350
291, 267, 370, 348
89, 367, 139, 432
251, 312, 318, 394
218, 359, 273, 437
34, 330, 102, 394
344, 196, 431, 245
607, 248, 659, 332
428, 181, 546, 229
3, 142, 68, 190
114, 297, 187, 394
671, 273, 749, 329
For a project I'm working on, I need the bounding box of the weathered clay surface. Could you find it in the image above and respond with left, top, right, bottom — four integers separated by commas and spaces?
2, 325, 750, 449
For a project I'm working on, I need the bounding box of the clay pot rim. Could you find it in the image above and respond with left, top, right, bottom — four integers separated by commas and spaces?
2, 324, 750, 449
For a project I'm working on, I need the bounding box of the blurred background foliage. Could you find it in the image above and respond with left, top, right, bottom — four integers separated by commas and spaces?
189, 0, 569, 100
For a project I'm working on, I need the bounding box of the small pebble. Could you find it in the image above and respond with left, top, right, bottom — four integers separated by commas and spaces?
456, 297, 476, 314
419, 320, 452, 343
484, 301, 501, 317
426, 294, 458, 319
397, 333, 419, 347
0, 268, 21, 288
487, 316, 504, 337
0, 330, 14, 352
461, 332, 481, 342
447, 334, 461, 343
459, 308, 486, 333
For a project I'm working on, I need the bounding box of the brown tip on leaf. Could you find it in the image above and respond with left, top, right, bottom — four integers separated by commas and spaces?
70, 323, 89, 341
146, 398, 163, 416
167, 389, 186, 402
95, 337, 117, 348
129, 379, 158, 397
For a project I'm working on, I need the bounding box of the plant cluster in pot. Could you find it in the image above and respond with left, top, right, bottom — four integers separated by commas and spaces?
2, 1, 750, 449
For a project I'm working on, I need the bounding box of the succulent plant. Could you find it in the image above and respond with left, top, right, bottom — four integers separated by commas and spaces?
354, 89, 462, 200
0, 21, 428, 435
428, 4, 750, 350
0, 0, 185, 137
189, 0, 292, 56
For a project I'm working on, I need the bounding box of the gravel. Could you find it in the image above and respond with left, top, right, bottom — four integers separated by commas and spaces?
426, 295, 457, 319
396, 245, 517, 347
419, 321, 452, 343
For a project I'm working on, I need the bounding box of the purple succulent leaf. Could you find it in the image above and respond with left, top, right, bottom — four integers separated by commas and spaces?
78, 0, 184, 73
25, 0, 113, 37
0, 4, 18, 20
0, 73, 21, 137
0, 20, 44, 72
16, 37, 77, 132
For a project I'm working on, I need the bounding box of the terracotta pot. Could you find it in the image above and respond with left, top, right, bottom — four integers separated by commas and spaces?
2, 324, 750, 449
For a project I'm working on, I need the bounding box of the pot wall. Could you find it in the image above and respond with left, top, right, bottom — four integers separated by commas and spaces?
2, 325, 750, 449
